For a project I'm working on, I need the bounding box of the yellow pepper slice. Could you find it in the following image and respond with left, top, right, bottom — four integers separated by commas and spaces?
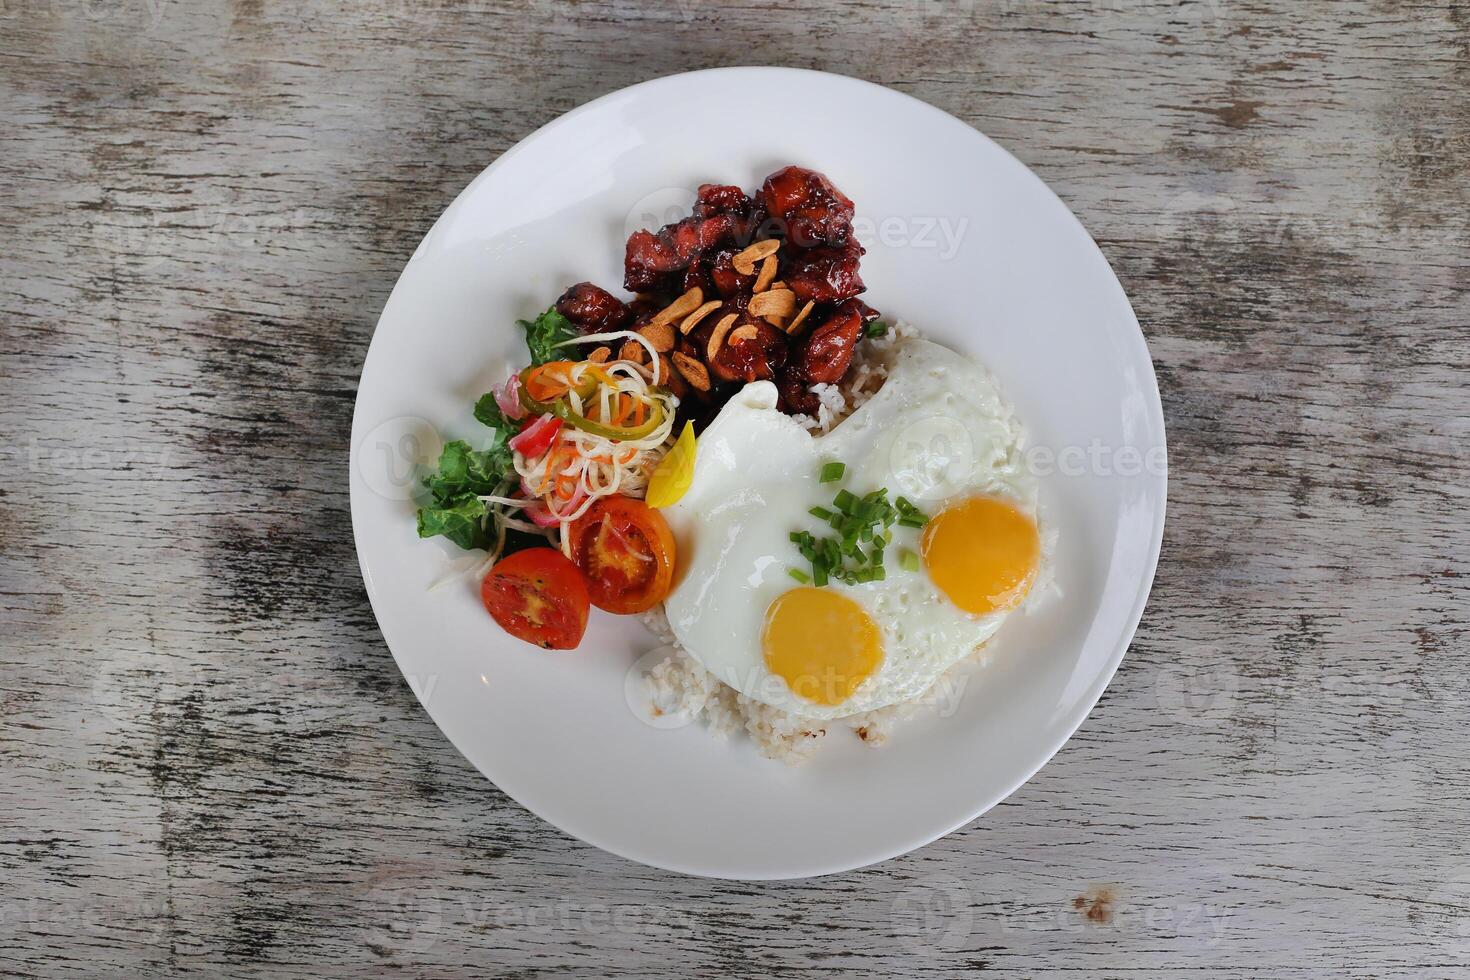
645, 422, 697, 508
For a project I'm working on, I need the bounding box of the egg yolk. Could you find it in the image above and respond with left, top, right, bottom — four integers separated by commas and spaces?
921, 496, 1040, 615
761, 588, 884, 706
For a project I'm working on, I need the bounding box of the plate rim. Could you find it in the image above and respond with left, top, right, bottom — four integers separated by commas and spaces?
349, 65, 1168, 880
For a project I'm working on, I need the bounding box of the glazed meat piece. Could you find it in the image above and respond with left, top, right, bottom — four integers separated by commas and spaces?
555, 282, 632, 334
848, 298, 882, 326
785, 238, 866, 303
709, 318, 789, 384
680, 259, 713, 297
799, 299, 865, 384
776, 364, 820, 416
760, 166, 855, 247
624, 231, 674, 292
696, 184, 773, 248
693, 183, 753, 219
683, 301, 744, 356
707, 247, 756, 299
673, 213, 736, 257
624, 213, 738, 292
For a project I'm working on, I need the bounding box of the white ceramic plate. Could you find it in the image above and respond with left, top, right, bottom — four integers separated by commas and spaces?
350, 67, 1166, 879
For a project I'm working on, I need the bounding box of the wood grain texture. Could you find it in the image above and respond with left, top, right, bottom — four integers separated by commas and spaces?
2, 0, 1467, 975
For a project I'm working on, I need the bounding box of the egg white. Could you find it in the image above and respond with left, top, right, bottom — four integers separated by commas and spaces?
661, 338, 1043, 721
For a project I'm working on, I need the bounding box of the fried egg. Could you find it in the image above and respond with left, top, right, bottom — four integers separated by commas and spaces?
662, 338, 1046, 721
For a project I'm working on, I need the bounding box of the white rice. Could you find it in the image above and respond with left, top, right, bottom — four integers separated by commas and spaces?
789, 320, 917, 434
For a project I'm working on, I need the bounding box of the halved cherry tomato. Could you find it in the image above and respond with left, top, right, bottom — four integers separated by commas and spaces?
508, 413, 562, 457
481, 548, 590, 650
566, 497, 676, 614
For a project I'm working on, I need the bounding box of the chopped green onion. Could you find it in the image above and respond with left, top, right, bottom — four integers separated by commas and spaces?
864, 319, 888, 339
788, 567, 811, 584
790, 478, 929, 588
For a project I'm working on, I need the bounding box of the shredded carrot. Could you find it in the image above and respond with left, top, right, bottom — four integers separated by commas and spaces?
610, 394, 633, 427
524, 361, 588, 402
536, 443, 571, 494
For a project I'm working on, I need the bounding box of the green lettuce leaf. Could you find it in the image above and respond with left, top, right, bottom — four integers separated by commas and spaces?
416, 439, 513, 550
518, 307, 578, 365
421, 440, 507, 503
415, 493, 488, 551
473, 391, 514, 438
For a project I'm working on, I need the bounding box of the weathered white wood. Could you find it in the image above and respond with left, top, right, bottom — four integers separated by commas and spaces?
1, 0, 1466, 975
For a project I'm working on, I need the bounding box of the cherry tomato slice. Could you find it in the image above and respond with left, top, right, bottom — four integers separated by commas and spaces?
567, 497, 676, 615
508, 413, 562, 458
480, 548, 590, 650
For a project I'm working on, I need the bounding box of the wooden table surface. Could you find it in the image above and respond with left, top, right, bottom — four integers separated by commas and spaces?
3, 0, 1467, 975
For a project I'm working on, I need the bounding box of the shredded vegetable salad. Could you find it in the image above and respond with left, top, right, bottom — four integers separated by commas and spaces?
477, 332, 679, 560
